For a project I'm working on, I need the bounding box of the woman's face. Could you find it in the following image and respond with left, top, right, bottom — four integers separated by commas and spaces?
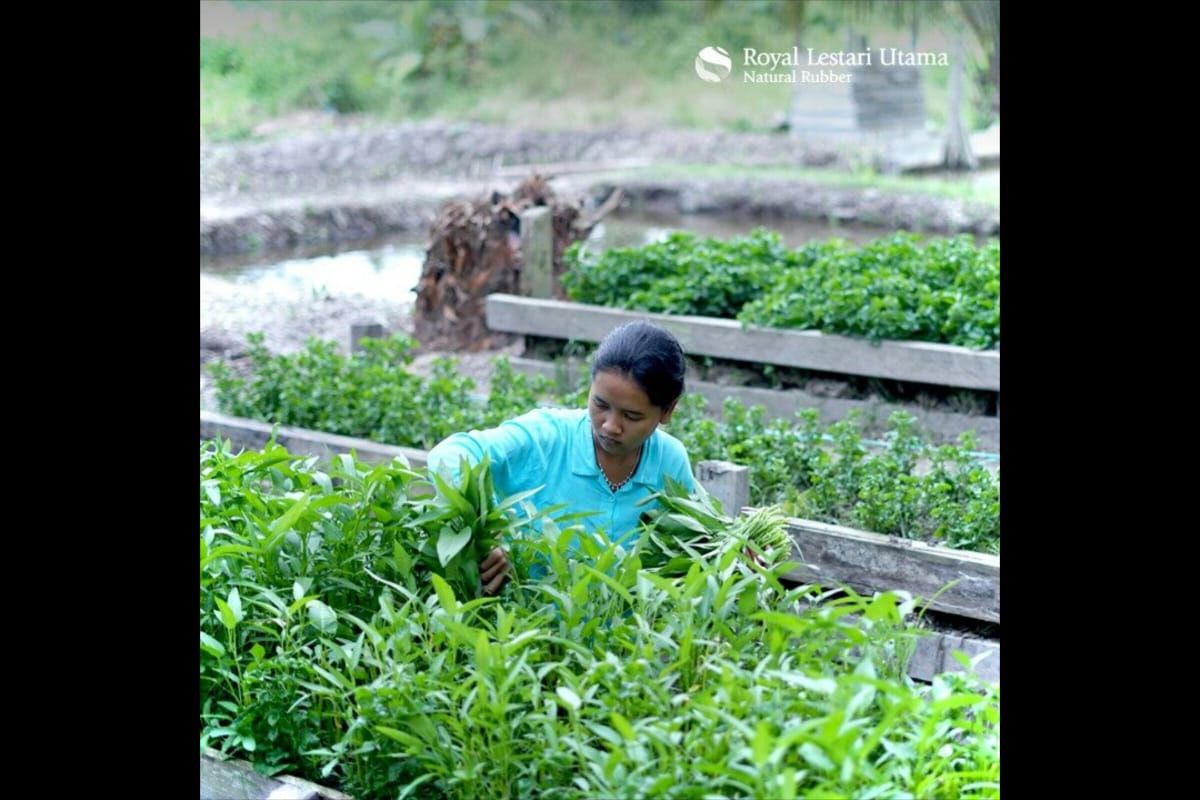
588, 370, 675, 458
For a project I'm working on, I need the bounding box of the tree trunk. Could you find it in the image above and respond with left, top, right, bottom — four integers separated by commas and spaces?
943, 31, 977, 170
413, 175, 619, 351
957, 0, 999, 115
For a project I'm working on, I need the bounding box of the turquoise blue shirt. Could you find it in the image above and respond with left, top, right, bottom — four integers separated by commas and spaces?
425, 407, 697, 545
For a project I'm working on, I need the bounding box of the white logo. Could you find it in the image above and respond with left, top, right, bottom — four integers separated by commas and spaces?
695, 46, 732, 82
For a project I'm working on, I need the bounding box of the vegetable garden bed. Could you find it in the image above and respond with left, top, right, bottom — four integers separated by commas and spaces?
201, 440, 999, 798
508, 356, 999, 452
201, 412, 998, 669
206, 338, 999, 555
487, 294, 998, 391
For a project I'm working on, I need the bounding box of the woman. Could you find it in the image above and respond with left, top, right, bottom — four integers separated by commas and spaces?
426, 320, 697, 594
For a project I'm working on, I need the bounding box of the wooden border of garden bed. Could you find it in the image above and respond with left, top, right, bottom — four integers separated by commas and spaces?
201, 747, 352, 800
775, 516, 999, 624
201, 410, 429, 467
486, 294, 999, 391
906, 629, 998, 683
507, 356, 1000, 452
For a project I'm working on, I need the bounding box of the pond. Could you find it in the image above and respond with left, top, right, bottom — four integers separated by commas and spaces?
198, 211, 945, 300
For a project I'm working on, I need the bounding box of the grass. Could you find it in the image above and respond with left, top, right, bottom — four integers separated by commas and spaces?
606, 162, 999, 205
200, 72, 265, 142
200, 1, 996, 143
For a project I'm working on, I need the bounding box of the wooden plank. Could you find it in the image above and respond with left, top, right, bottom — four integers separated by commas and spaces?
695, 460, 749, 517
775, 516, 999, 623
200, 753, 287, 800
200, 410, 428, 468
508, 357, 999, 452
487, 294, 999, 391
907, 631, 999, 684
819, 610, 998, 684
201, 748, 352, 800
349, 322, 385, 354
518, 206, 554, 300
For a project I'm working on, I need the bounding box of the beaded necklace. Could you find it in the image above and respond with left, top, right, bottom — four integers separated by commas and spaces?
597, 445, 642, 493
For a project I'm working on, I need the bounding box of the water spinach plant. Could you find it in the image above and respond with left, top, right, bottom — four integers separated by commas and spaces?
209, 340, 999, 554
201, 440, 999, 799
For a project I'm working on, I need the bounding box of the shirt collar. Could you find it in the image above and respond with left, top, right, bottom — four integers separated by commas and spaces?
569, 410, 662, 485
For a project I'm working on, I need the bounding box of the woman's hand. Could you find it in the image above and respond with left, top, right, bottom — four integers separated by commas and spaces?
480, 546, 510, 595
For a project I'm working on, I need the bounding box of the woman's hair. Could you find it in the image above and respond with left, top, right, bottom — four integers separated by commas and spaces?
591, 321, 686, 410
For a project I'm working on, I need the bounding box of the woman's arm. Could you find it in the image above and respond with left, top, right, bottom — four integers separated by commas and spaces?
426, 409, 554, 488
425, 430, 489, 483
425, 409, 563, 595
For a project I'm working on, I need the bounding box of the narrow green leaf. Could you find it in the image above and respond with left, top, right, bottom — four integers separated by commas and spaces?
200, 631, 226, 657
494, 486, 543, 513
214, 597, 237, 632
799, 742, 835, 772
410, 507, 456, 527
751, 611, 808, 634
432, 470, 475, 518
474, 460, 489, 519
932, 694, 986, 713
311, 662, 353, 691
611, 712, 636, 741
663, 512, 710, 534
430, 573, 458, 613
226, 588, 242, 622
752, 721, 772, 767
579, 564, 634, 604
556, 685, 582, 711
502, 629, 543, 657
269, 495, 311, 537
393, 542, 412, 576
586, 722, 624, 747
199, 544, 257, 569
769, 671, 838, 695
374, 725, 424, 748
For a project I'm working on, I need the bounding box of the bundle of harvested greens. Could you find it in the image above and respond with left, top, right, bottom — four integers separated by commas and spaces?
635, 477, 795, 576
415, 455, 544, 598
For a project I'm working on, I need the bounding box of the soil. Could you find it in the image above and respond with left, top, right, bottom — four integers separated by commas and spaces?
199, 272, 524, 412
